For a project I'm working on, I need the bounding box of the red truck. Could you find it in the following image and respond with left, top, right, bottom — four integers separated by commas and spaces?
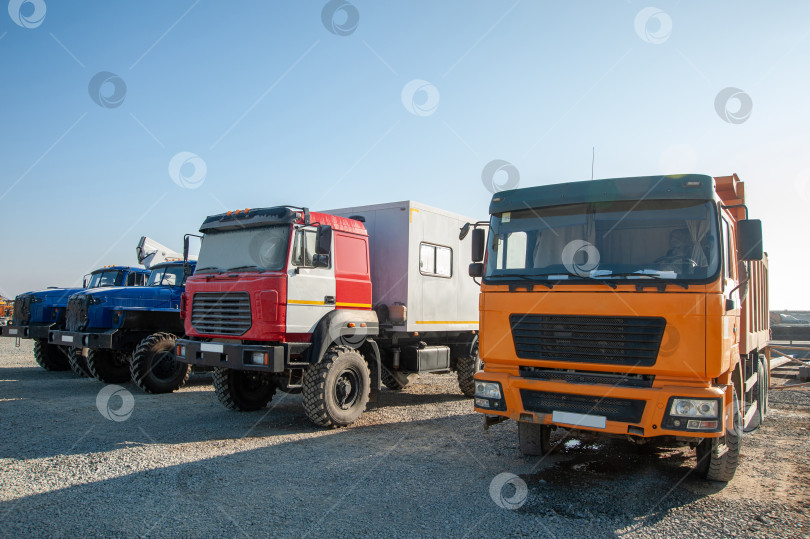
175, 202, 482, 427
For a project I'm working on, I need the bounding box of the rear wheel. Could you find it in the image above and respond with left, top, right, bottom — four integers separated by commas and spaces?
456, 341, 482, 397
696, 387, 742, 482
518, 422, 552, 456
213, 368, 276, 411
33, 339, 70, 371
67, 348, 92, 377
87, 349, 132, 384
131, 333, 190, 394
302, 346, 370, 428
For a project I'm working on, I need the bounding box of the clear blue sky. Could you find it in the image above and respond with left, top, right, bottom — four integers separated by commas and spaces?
1, 1, 807, 309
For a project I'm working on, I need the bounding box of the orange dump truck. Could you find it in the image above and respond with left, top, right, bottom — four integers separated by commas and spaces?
467, 173, 768, 481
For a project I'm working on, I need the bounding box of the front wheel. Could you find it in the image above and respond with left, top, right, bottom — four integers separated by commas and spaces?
67, 347, 92, 377
456, 341, 482, 397
87, 349, 132, 384
33, 339, 70, 371
213, 368, 276, 411
131, 333, 190, 394
696, 387, 742, 482
302, 346, 370, 428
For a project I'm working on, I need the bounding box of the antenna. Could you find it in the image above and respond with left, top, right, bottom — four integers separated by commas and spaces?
591, 147, 595, 180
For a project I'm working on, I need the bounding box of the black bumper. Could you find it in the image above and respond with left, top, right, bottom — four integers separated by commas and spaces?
50, 329, 120, 349
175, 338, 291, 372
1, 324, 51, 340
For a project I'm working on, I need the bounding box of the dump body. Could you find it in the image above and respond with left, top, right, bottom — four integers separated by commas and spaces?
474, 174, 768, 453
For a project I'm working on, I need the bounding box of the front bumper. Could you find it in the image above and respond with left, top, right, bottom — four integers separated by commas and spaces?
50, 329, 120, 349
176, 338, 294, 372
1, 324, 52, 340
474, 372, 728, 439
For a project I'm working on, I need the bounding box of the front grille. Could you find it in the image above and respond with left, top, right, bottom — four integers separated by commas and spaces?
66, 296, 88, 331
510, 314, 666, 367
520, 389, 646, 424
191, 292, 251, 336
12, 296, 31, 325
519, 367, 654, 388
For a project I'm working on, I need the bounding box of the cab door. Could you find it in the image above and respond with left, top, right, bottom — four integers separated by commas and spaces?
286, 226, 336, 335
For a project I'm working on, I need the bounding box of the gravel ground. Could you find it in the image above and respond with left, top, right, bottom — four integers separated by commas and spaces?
1, 338, 808, 538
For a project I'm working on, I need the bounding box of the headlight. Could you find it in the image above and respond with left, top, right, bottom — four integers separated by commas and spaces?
669, 398, 719, 418
475, 381, 502, 399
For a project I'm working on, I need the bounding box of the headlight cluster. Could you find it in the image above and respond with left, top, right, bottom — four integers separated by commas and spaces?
474, 381, 505, 411
670, 398, 718, 418
663, 397, 721, 432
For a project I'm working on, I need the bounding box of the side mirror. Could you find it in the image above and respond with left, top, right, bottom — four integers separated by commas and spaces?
471, 228, 485, 263
316, 225, 332, 256
469, 263, 483, 278
737, 219, 763, 261
313, 254, 329, 268
183, 235, 190, 261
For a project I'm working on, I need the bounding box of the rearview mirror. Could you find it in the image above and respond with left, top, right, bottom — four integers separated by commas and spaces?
316, 225, 332, 256
469, 263, 483, 278
737, 219, 763, 261
459, 223, 471, 240
471, 228, 486, 263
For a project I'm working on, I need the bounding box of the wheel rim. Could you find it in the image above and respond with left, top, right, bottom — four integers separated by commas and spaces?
150, 349, 177, 379
237, 372, 271, 400
334, 367, 361, 410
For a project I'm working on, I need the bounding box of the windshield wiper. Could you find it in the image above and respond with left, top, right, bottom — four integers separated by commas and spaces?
195, 266, 223, 274
486, 275, 554, 289
551, 272, 617, 289
226, 265, 264, 273
608, 272, 689, 289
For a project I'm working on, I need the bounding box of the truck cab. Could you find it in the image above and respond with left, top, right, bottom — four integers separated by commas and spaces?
51, 260, 196, 392
471, 174, 768, 482
1, 266, 149, 373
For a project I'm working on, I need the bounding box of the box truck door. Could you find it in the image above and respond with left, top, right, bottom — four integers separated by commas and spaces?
287, 227, 337, 334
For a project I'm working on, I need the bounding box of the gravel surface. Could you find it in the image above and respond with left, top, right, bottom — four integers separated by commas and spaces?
1, 339, 808, 537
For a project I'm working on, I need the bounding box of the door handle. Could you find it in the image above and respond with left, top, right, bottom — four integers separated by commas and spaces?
324, 296, 335, 305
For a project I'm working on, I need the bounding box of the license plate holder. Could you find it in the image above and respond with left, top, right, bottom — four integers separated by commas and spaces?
200, 342, 224, 353
552, 410, 607, 429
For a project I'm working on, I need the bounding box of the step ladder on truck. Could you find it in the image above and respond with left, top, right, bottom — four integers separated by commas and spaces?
466, 173, 768, 482
175, 201, 483, 427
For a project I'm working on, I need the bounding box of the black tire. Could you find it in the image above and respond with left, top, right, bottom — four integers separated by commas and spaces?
456, 341, 482, 397
302, 346, 370, 428
696, 386, 742, 482
67, 348, 92, 377
518, 422, 552, 456
381, 368, 417, 390
213, 368, 276, 411
33, 339, 70, 371
87, 349, 132, 384
130, 333, 190, 394
759, 355, 769, 417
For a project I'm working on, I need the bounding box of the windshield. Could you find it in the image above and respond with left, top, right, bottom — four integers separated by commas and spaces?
485, 199, 720, 282
87, 270, 123, 288
196, 225, 290, 273
147, 265, 186, 286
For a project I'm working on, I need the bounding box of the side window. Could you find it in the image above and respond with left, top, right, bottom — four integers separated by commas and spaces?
126, 272, 135, 286
291, 229, 317, 267
419, 243, 452, 277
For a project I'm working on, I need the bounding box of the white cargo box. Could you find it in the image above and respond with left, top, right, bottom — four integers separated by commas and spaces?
324, 201, 480, 333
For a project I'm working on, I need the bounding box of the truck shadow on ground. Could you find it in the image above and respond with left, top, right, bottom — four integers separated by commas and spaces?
0, 412, 732, 538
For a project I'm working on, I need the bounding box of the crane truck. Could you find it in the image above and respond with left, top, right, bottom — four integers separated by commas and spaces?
50, 238, 198, 393
175, 201, 482, 427
468, 173, 768, 482
1, 266, 150, 374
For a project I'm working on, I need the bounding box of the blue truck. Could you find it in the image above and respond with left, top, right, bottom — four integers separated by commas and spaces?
50, 260, 197, 394
1, 266, 150, 374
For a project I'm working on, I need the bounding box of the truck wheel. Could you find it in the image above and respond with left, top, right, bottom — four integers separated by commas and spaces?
696, 387, 742, 482
302, 346, 370, 428
518, 422, 552, 456
87, 349, 132, 384
213, 368, 276, 411
759, 355, 769, 417
381, 368, 417, 390
131, 333, 190, 394
67, 348, 92, 377
456, 342, 482, 397
33, 339, 70, 371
